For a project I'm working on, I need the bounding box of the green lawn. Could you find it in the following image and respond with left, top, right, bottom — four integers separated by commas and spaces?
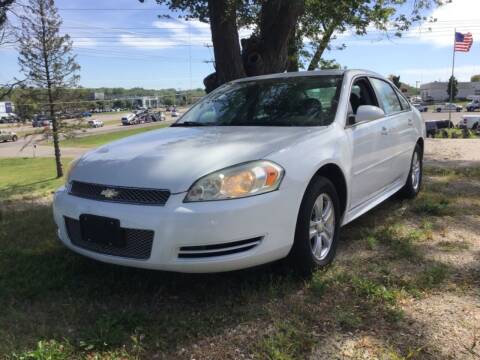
0, 165, 479, 359
60, 123, 168, 148
0, 157, 71, 202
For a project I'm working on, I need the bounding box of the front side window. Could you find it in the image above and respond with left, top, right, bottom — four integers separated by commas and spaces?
370, 78, 402, 115
174, 75, 343, 127
349, 78, 378, 115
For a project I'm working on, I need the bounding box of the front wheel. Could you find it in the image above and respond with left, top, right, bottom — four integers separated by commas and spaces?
287, 177, 340, 274
399, 143, 423, 199
12, 135, 18, 142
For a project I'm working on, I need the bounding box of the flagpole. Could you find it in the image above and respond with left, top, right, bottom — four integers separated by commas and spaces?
449, 28, 456, 125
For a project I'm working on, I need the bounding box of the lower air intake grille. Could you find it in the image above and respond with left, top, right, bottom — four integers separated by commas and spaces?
178, 237, 262, 259
64, 217, 154, 260
69, 181, 170, 206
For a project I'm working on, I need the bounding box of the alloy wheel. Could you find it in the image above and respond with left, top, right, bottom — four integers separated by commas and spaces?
411, 151, 421, 191
309, 193, 335, 261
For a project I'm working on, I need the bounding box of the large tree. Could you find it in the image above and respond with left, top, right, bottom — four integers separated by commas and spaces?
17, 0, 80, 177
144, 0, 443, 92
143, 0, 304, 92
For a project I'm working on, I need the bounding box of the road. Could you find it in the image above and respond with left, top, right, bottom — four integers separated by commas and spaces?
0, 110, 182, 158
0, 108, 476, 159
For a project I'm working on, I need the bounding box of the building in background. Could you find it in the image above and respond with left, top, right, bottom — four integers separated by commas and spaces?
420, 81, 480, 102
0, 101, 15, 119
0, 101, 14, 114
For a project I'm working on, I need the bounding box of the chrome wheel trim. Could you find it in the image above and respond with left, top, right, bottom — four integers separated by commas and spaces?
309, 193, 335, 261
411, 151, 421, 191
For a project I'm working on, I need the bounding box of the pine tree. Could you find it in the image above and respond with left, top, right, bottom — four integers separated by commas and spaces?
17, 0, 79, 177
447, 75, 458, 101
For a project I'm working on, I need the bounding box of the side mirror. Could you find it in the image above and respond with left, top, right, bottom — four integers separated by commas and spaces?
355, 105, 385, 123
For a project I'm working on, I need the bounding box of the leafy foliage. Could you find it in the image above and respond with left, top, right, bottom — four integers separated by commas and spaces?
143, 0, 444, 89
471, 74, 480, 82
390, 75, 401, 89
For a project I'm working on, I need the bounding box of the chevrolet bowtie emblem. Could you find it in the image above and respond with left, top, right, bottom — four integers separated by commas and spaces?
100, 188, 120, 199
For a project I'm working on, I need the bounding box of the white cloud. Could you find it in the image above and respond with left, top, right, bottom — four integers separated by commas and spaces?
72, 37, 98, 48
118, 34, 178, 49
399, 65, 480, 82
409, 0, 480, 47
119, 18, 253, 50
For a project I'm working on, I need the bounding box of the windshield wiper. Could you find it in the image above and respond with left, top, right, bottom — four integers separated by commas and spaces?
171, 121, 215, 127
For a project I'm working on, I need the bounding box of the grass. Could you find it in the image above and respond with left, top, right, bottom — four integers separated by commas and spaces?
0, 163, 478, 358
433, 128, 479, 139
59, 123, 168, 148
0, 157, 71, 202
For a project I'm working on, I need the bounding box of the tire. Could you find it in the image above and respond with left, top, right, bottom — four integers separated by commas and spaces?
12, 135, 18, 142
399, 143, 423, 199
287, 177, 341, 274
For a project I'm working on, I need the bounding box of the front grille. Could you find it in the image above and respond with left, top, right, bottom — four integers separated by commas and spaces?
65, 217, 154, 260
178, 237, 262, 259
69, 181, 170, 206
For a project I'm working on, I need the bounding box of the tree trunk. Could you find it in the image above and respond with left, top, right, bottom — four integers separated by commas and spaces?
307, 24, 336, 71
205, 0, 245, 92
242, 0, 304, 77
39, 0, 62, 177
286, 26, 299, 72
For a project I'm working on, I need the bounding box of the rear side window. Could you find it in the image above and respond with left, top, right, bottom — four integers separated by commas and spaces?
396, 91, 411, 110
370, 78, 402, 115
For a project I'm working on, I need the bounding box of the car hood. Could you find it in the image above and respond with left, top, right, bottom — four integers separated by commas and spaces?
71, 126, 322, 193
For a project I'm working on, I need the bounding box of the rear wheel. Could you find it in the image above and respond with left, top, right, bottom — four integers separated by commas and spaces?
399, 143, 423, 199
12, 135, 18, 142
287, 177, 340, 274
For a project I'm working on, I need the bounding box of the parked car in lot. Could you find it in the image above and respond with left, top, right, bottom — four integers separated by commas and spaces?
121, 113, 137, 125
54, 69, 424, 273
82, 111, 92, 117
466, 100, 480, 112
32, 115, 53, 127
155, 111, 166, 121
0, 129, 18, 142
412, 103, 428, 112
459, 115, 480, 129
0, 114, 18, 123
425, 121, 438, 137
435, 103, 462, 112
171, 110, 180, 117
87, 119, 104, 128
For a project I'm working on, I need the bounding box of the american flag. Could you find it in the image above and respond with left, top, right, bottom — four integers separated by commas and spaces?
455, 32, 473, 52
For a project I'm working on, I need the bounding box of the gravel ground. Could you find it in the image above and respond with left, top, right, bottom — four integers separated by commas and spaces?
424, 138, 480, 168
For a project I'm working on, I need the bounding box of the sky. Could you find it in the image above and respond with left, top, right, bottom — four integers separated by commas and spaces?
1, 0, 480, 90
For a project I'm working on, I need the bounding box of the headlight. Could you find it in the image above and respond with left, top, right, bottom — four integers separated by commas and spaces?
66, 157, 81, 183
185, 160, 284, 202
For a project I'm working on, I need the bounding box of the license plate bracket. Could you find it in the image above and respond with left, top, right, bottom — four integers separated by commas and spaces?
79, 214, 125, 248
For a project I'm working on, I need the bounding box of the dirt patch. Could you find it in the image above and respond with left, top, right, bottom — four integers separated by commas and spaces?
425, 138, 480, 168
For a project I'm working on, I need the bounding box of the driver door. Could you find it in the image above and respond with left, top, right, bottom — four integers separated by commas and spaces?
346, 77, 394, 210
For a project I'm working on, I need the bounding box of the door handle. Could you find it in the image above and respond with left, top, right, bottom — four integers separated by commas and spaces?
381, 126, 389, 135
408, 118, 413, 126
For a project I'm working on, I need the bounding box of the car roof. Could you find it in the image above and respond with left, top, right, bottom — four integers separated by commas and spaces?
231, 69, 383, 83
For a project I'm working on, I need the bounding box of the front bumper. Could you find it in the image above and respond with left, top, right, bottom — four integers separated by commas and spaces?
53, 186, 300, 273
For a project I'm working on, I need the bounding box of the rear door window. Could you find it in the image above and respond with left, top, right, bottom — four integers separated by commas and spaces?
396, 91, 411, 111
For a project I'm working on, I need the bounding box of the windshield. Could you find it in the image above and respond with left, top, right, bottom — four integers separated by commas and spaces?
175, 75, 343, 127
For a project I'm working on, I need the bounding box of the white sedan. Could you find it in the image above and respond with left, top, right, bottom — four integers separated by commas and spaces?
87, 119, 104, 128
53, 69, 425, 273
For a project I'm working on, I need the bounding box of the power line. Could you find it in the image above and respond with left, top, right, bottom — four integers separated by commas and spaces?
58, 8, 170, 11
